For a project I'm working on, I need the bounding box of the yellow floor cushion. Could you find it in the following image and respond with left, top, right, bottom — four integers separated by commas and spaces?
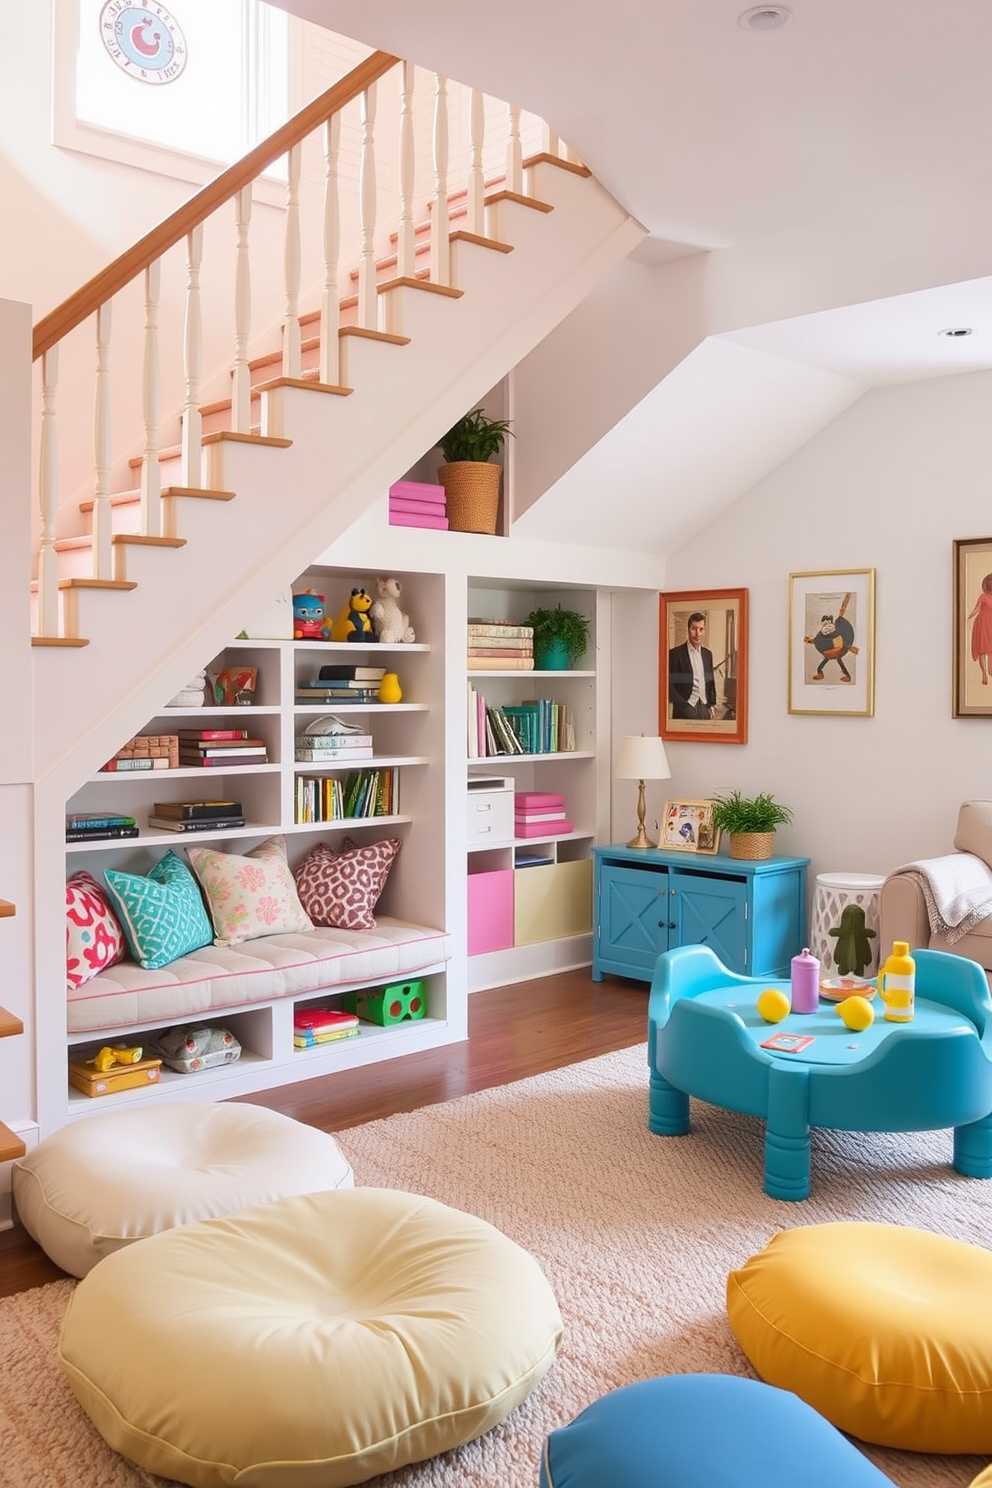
60, 1187, 563, 1488
727, 1221, 992, 1453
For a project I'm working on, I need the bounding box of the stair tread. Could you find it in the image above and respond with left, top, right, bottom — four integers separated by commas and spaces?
55, 534, 187, 551
377, 277, 463, 299
0, 1121, 26, 1164
79, 489, 140, 513
253, 377, 353, 397
450, 230, 515, 253
201, 431, 292, 449
338, 327, 410, 346
58, 578, 137, 591
31, 636, 90, 647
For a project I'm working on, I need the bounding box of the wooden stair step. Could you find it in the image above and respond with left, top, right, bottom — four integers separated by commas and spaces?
0, 902, 15, 920
0, 1121, 26, 1164
201, 430, 292, 450
79, 488, 140, 515
376, 277, 462, 300
521, 152, 591, 177
247, 336, 320, 375
449, 230, 514, 254
0, 1003, 23, 1038
31, 636, 90, 648
55, 535, 186, 553
58, 578, 137, 592
253, 377, 353, 397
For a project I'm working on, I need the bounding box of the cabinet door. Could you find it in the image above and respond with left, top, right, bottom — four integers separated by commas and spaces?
596, 864, 669, 977
672, 870, 748, 972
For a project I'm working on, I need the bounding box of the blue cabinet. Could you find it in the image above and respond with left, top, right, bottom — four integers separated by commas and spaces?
592, 845, 809, 983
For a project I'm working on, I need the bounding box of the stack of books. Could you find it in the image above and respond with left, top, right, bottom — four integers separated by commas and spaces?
296, 673, 383, 705
515, 791, 573, 837
147, 800, 246, 834
293, 1008, 361, 1050
100, 733, 179, 772
177, 730, 268, 768
467, 619, 534, 670
388, 479, 449, 531
66, 812, 139, 843
295, 728, 374, 763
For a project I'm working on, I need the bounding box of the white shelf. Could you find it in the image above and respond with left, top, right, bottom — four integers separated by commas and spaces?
293, 703, 429, 715
468, 751, 595, 764
467, 669, 595, 680
293, 755, 428, 772
89, 764, 281, 783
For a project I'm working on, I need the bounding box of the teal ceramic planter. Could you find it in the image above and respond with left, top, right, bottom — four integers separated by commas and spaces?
536, 638, 570, 671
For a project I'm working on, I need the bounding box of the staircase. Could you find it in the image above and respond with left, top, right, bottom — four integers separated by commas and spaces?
27, 52, 643, 795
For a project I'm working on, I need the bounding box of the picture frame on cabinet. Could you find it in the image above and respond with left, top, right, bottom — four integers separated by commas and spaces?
788, 568, 875, 717
659, 588, 748, 745
661, 798, 722, 854
953, 537, 992, 717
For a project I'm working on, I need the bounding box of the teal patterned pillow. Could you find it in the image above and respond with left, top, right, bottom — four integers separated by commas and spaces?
103, 852, 213, 970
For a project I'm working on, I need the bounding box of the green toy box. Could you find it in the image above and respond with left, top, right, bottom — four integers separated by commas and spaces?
345, 979, 427, 1026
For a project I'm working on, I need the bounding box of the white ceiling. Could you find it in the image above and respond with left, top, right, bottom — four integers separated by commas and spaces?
273, 0, 992, 550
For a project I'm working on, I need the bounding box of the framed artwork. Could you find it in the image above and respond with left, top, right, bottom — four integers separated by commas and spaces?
953, 537, 992, 717
659, 588, 748, 745
788, 569, 875, 716
661, 799, 722, 855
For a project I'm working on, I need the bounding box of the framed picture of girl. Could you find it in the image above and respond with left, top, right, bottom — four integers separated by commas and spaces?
953, 537, 992, 717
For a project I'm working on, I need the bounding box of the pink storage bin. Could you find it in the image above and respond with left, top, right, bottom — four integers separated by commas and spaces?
467, 867, 514, 955
389, 510, 450, 530
389, 480, 447, 505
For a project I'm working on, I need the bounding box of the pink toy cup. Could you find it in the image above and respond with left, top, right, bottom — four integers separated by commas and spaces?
790, 946, 821, 1015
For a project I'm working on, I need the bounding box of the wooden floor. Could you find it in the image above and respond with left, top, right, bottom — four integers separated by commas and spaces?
0, 969, 648, 1298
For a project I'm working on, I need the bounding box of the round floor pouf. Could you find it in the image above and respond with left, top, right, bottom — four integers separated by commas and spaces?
59, 1187, 564, 1488
13, 1101, 354, 1277
727, 1221, 992, 1453
540, 1375, 895, 1488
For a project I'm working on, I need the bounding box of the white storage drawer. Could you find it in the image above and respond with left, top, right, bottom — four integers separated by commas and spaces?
467, 776, 514, 844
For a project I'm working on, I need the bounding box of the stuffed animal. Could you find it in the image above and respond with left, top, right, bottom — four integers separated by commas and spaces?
329, 587, 379, 642
293, 590, 329, 641
370, 576, 415, 644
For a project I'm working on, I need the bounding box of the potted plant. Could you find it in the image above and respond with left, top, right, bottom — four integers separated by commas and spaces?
710, 789, 793, 861
523, 604, 591, 671
437, 409, 513, 535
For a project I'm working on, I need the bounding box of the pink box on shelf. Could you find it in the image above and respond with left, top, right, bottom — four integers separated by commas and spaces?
389, 497, 448, 517
514, 818, 573, 838
389, 510, 450, 530
515, 792, 566, 811
468, 867, 514, 955
389, 480, 447, 506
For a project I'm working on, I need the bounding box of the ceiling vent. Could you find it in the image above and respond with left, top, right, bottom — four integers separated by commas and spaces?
739, 6, 793, 30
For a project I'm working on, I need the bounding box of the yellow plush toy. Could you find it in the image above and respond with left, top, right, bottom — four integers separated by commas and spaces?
329, 588, 377, 642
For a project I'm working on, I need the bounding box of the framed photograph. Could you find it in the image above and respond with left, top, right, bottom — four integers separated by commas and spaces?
788, 569, 875, 716
953, 537, 992, 717
661, 799, 722, 855
659, 588, 748, 745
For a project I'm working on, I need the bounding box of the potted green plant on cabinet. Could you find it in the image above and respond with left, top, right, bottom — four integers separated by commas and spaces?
437, 409, 513, 535
523, 604, 591, 671
710, 790, 793, 861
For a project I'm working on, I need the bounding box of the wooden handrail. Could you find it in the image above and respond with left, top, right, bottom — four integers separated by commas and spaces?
33, 50, 400, 362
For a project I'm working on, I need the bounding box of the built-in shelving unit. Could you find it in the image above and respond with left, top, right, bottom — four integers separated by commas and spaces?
0, 901, 26, 1161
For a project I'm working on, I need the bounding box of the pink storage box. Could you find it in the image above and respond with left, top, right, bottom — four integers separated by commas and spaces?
514, 817, 573, 837
467, 867, 514, 955
389, 480, 447, 505
515, 792, 565, 810
389, 510, 449, 530
390, 496, 448, 516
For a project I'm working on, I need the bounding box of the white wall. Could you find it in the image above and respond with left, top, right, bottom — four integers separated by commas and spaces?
664, 369, 992, 889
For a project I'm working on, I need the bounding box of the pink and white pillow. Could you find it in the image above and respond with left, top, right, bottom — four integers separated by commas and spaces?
187, 835, 314, 947
294, 838, 401, 931
66, 871, 127, 990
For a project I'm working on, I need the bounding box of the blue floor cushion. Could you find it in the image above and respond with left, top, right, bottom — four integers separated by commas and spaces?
540, 1374, 894, 1488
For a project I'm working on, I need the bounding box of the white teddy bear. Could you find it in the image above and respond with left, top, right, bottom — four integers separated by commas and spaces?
370, 576, 415, 644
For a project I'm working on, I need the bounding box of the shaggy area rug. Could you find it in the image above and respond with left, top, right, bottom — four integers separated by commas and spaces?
0, 1044, 989, 1487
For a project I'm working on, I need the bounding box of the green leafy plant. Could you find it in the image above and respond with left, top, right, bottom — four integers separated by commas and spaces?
710, 790, 793, 836
439, 409, 513, 464
523, 605, 591, 667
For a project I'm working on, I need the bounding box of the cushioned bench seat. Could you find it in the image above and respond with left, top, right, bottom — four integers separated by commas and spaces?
67, 917, 450, 1034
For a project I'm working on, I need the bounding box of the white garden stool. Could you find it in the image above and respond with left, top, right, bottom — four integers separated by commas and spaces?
809, 872, 885, 979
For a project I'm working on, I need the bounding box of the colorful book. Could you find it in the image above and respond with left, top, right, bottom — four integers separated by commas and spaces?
389, 496, 448, 516
294, 1009, 360, 1033
152, 801, 243, 820
316, 666, 386, 682
66, 825, 141, 842
147, 815, 247, 833
99, 758, 170, 772
297, 679, 379, 690
65, 812, 137, 829
177, 756, 265, 768
175, 730, 249, 741
179, 738, 266, 750
389, 479, 446, 503
514, 818, 573, 838
515, 810, 567, 823
179, 745, 267, 758
293, 1027, 361, 1048
467, 657, 535, 671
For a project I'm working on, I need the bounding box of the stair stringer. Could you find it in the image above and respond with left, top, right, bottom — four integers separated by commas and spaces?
34, 168, 645, 799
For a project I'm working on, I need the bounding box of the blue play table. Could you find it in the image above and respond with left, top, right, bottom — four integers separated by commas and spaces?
648, 944, 992, 1200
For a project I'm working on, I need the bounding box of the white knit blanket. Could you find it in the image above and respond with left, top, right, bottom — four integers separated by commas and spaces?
889, 852, 992, 944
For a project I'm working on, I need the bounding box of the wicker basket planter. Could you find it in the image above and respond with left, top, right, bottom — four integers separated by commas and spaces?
438, 461, 501, 535
728, 831, 776, 861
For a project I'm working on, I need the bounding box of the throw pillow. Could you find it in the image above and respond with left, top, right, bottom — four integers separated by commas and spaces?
187, 835, 313, 947
103, 852, 214, 971
66, 871, 128, 990
294, 837, 400, 931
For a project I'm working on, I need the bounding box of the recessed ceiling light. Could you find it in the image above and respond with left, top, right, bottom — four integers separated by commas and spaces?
938, 327, 974, 338
739, 6, 793, 30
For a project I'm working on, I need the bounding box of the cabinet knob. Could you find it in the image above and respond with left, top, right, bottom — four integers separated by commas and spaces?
668, 921, 677, 929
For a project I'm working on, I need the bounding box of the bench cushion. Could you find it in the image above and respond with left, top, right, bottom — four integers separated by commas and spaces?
67, 917, 450, 1033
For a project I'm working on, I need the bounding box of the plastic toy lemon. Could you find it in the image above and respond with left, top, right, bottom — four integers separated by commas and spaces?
837, 994, 875, 1032
757, 988, 791, 1024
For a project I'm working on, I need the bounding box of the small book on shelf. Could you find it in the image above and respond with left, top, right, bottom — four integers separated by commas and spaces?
66, 812, 137, 829
147, 815, 247, 833
316, 666, 386, 682
152, 801, 243, 821
66, 824, 141, 842
176, 729, 249, 742
100, 757, 171, 772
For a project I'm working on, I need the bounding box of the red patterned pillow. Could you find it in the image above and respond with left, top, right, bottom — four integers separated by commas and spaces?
294, 838, 401, 931
66, 871, 127, 990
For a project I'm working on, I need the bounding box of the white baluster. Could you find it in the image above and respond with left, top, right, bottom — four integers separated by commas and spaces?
140, 259, 162, 537
430, 74, 450, 288
357, 82, 378, 331
396, 61, 416, 280
232, 186, 252, 433
283, 144, 302, 378
91, 301, 113, 580
506, 104, 523, 196
37, 347, 59, 638
468, 87, 485, 236
320, 111, 341, 386
181, 223, 204, 488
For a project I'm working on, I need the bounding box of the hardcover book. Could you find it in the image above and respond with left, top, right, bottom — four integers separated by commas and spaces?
65, 813, 137, 829
388, 479, 447, 503
152, 801, 243, 820
388, 510, 449, 529
147, 815, 247, 833
467, 657, 535, 671
514, 810, 567, 823
175, 730, 249, 742
100, 758, 170, 772
316, 666, 386, 682
66, 824, 141, 842
467, 622, 534, 638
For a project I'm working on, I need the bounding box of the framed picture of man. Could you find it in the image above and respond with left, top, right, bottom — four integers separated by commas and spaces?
659, 589, 748, 745
788, 568, 875, 716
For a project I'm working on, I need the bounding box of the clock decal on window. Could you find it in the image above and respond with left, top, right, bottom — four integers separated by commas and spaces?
99, 2, 187, 85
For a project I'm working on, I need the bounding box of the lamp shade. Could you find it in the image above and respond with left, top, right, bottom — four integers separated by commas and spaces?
615, 735, 672, 782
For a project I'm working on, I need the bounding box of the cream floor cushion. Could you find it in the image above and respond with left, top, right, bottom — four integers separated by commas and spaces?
13, 1102, 353, 1277
60, 1187, 564, 1488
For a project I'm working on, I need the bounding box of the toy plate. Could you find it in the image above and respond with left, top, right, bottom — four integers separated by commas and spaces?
819, 976, 877, 1002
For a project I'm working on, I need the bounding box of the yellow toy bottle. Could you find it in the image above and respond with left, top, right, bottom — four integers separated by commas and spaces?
878, 941, 915, 1022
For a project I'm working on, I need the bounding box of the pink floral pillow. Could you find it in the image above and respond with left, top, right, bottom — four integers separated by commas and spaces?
186, 835, 313, 947
66, 871, 127, 990
294, 838, 401, 931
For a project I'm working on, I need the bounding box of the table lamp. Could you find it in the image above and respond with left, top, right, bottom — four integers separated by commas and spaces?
615, 735, 671, 849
